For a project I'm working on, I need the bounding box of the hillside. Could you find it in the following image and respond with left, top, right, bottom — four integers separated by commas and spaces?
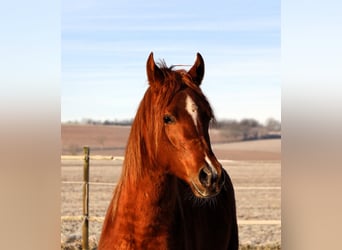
61, 124, 280, 161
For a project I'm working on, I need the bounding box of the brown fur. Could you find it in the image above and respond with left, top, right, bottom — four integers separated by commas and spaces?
98, 53, 238, 249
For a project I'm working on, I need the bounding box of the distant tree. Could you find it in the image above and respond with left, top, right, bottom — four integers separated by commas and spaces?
265, 118, 281, 131
240, 118, 260, 128
103, 120, 114, 125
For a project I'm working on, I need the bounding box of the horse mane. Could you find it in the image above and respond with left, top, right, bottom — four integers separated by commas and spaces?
111, 61, 215, 217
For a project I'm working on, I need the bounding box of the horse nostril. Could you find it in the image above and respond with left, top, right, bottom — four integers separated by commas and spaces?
211, 171, 218, 183
199, 167, 213, 188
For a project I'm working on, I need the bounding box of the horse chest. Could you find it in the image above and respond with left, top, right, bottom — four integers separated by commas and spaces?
110, 179, 176, 249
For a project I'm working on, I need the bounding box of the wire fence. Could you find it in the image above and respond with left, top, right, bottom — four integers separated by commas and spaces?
61, 146, 281, 249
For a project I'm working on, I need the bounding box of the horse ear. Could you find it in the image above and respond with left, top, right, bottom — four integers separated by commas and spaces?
146, 52, 164, 85
188, 53, 205, 85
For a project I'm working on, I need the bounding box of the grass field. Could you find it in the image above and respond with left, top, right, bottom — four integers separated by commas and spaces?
61, 125, 281, 249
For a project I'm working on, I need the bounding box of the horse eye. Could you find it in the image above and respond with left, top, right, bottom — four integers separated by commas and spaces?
163, 115, 174, 124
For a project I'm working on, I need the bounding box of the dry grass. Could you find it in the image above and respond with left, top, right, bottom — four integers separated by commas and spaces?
239, 244, 281, 250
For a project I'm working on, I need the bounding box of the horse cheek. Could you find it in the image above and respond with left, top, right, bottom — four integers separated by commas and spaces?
163, 125, 190, 178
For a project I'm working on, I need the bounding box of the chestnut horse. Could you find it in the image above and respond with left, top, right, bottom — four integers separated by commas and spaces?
98, 53, 238, 250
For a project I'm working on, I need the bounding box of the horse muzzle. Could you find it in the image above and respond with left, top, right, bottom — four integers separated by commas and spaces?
191, 163, 225, 198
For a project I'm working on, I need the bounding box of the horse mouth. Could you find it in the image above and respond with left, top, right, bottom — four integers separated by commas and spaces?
190, 180, 222, 199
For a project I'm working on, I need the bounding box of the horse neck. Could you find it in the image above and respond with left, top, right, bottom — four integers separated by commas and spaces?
101, 159, 178, 249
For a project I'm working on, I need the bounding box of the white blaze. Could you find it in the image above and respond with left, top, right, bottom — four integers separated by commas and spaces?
185, 95, 198, 129
186, 95, 217, 175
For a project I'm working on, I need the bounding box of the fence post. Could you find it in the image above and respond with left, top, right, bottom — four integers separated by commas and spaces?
82, 146, 90, 250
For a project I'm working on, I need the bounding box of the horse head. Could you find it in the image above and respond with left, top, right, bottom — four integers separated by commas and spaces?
145, 52, 224, 198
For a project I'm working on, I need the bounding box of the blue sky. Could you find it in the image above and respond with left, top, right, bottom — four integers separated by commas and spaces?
62, 0, 280, 123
